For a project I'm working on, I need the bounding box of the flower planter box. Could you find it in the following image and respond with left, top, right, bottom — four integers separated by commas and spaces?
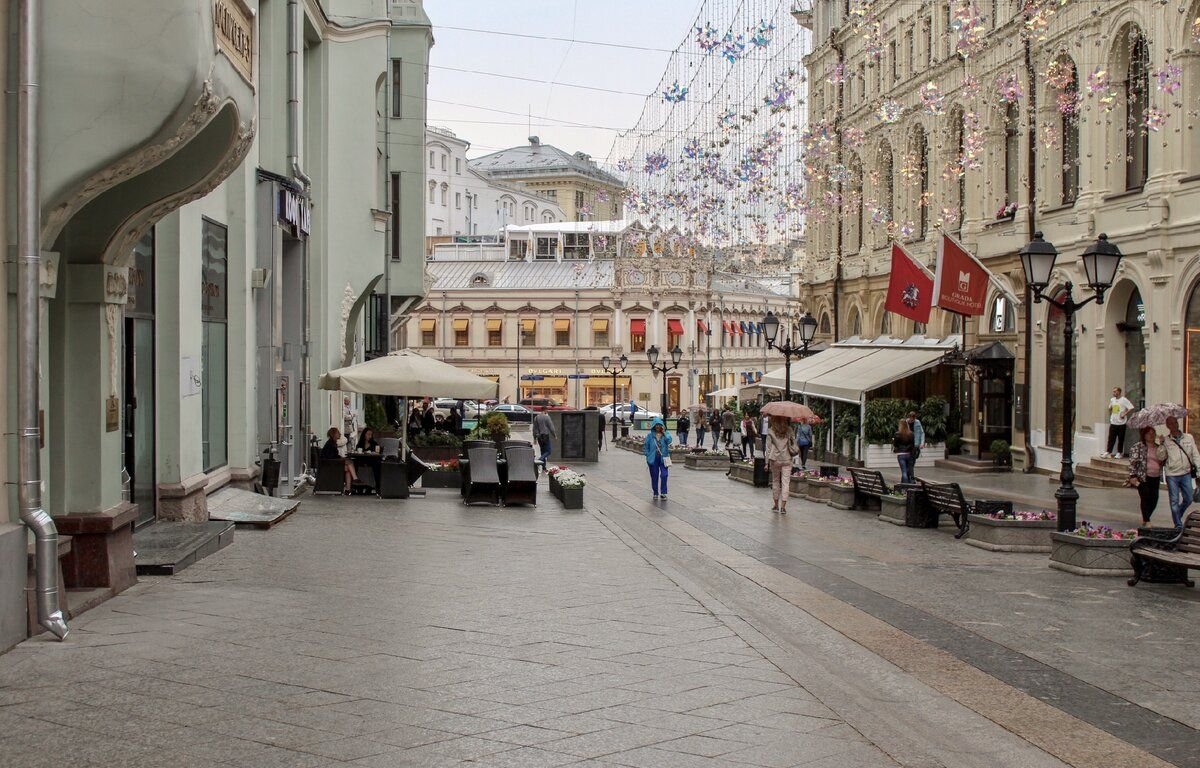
789, 474, 807, 496
805, 477, 832, 503
412, 446, 460, 464
862, 442, 945, 470
1048, 532, 1133, 576
827, 484, 856, 510
729, 463, 754, 485
421, 469, 461, 489
548, 473, 584, 509
966, 515, 1056, 553
877, 495, 907, 525
685, 455, 729, 471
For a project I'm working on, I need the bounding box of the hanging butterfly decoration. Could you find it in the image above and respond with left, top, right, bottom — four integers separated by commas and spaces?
643, 152, 670, 175
721, 32, 746, 63
695, 23, 721, 52
662, 80, 689, 103
749, 19, 775, 49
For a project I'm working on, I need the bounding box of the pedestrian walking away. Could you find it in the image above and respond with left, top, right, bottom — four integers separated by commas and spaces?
1163, 416, 1200, 528
721, 408, 736, 448
795, 416, 813, 470
676, 411, 690, 447
1126, 426, 1166, 525
1104, 387, 1135, 457
741, 413, 758, 459
643, 417, 673, 499
765, 415, 797, 514
894, 418, 916, 485
532, 410, 557, 469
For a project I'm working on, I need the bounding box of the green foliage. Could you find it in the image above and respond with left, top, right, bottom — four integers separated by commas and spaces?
919, 396, 948, 443
411, 430, 462, 449
864, 398, 915, 443
810, 398, 831, 457
740, 400, 760, 418
834, 410, 860, 447
946, 433, 964, 455
725, 397, 739, 414
484, 413, 511, 442
364, 395, 388, 433
990, 439, 1011, 457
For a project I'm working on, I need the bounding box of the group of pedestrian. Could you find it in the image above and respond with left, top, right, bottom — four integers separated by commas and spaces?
672, 407, 742, 450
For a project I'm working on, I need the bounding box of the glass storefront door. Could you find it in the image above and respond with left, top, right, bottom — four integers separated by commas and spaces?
1123, 290, 1146, 409
124, 232, 155, 525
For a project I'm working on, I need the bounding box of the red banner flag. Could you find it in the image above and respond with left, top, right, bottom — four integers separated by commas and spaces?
934, 234, 989, 316
885, 243, 934, 324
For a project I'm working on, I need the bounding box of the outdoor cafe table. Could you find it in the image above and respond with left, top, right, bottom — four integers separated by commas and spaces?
349, 451, 382, 490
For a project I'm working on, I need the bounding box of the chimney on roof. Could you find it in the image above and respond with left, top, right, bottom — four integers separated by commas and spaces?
574, 151, 591, 162
528, 136, 540, 147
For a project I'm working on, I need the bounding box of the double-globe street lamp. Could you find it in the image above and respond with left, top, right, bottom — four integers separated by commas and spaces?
647, 344, 683, 418
1019, 231, 1123, 532
600, 353, 628, 441
763, 311, 818, 400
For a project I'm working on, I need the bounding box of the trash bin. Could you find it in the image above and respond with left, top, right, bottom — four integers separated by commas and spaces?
897, 483, 936, 528
753, 457, 769, 488
620, 425, 630, 438
974, 499, 1012, 518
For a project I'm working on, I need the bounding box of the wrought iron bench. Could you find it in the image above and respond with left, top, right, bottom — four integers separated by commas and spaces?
1129, 511, 1200, 587
726, 447, 745, 476
847, 467, 889, 511
917, 480, 971, 538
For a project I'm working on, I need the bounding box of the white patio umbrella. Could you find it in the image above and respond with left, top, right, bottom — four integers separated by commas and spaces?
319, 349, 497, 455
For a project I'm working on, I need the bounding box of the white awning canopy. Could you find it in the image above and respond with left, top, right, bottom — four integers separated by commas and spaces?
761, 336, 958, 404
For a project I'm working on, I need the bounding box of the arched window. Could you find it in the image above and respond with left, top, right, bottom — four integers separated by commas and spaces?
848, 155, 864, 253
1053, 56, 1081, 205
953, 108, 966, 230
989, 295, 1016, 334
878, 141, 894, 231
913, 320, 926, 335
949, 313, 963, 335
819, 312, 832, 335
1045, 289, 1072, 448
1004, 103, 1019, 209
850, 309, 863, 337
1185, 282, 1200, 443
1124, 288, 1146, 409
880, 310, 891, 335
911, 127, 929, 238
1125, 29, 1150, 190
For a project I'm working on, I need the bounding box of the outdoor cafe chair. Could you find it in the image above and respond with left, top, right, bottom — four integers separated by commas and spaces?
502, 444, 537, 506
465, 447, 502, 506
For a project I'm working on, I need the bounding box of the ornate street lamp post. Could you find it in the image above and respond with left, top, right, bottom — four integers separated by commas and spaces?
647, 344, 683, 418
1019, 232, 1122, 532
763, 310, 818, 400
601, 353, 628, 441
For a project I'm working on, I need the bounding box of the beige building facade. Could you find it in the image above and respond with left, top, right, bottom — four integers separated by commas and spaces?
399, 222, 795, 413
799, 0, 1200, 471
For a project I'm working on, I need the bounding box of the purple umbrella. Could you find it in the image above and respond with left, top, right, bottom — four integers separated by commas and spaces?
1125, 403, 1188, 430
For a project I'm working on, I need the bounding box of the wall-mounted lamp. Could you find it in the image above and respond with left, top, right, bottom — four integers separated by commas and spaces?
1153, 322, 1160, 333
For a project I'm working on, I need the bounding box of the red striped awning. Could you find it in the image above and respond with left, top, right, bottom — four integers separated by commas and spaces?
697, 319, 709, 333
722, 321, 732, 333
630, 318, 646, 334
667, 318, 684, 335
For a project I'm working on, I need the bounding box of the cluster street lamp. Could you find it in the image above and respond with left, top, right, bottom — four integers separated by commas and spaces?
601, 353, 628, 441
647, 344, 683, 418
763, 311, 818, 400
1019, 232, 1123, 533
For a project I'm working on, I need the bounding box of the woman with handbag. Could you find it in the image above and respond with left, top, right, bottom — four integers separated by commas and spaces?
1126, 426, 1166, 525
642, 417, 673, 499
795, 417, 813, 470
894, 419, 915, 485
765, 416, 797, 514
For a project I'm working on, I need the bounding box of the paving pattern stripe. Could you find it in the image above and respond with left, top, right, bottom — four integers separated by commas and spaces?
590, 476, 1187, 768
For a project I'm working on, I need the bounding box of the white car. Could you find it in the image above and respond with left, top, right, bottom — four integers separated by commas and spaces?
598, 403, 662, 424
432, 399, 482, 420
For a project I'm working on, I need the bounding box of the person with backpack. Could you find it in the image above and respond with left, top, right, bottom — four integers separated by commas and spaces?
740, 412, 758, 459
795, 416, 814, 471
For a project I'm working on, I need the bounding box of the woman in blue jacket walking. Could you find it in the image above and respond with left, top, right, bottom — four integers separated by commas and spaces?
643, 417, 673, 499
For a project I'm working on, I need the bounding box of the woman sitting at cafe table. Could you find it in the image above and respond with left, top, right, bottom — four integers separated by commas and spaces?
356, 427, 381, 454
321, 427, 358, 495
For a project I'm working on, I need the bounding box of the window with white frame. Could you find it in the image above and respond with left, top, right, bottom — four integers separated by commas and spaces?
535, 236, 558, 260
563, 233, 589, 259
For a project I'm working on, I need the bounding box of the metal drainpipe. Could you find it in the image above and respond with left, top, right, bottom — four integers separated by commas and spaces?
1022, 36, 1038, 473
17, 0, 67, 640
288, 0, 311, 190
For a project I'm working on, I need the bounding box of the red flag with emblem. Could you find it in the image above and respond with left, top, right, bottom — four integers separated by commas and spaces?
934, 234, 989, 316
885, 242, 934, 324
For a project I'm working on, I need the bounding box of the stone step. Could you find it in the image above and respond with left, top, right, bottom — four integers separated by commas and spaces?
934, 456, 1010, 474
133, 521, 235, 576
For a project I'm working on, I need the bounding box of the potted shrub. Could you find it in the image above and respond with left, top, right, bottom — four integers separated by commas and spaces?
547, 465, 585, 509
966, 508, 1056, 552
827, 476, 856, 510
878, 490, 907, 525
482, 413, 511, 448
861, 398, 911, 468
411, 430, 463, 463
421, 458, 461, 488
1049, 523, 1138, 576
990, 439, 1012, 469
946, 433, 964, 456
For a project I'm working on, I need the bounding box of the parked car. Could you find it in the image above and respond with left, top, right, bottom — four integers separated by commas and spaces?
490, 403, 533, 422
520, 397, 571, 412
598, 402, 662, 424
432, 399, 482, 420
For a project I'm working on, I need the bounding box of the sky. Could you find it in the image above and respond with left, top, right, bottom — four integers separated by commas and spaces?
424, 0, 704, 165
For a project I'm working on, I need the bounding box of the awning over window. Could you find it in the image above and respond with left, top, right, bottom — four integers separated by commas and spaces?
520, 318, 535, 332
585, 375, 631, 387
722, 321, 731, 333
667, 318, 684, 335
739, 321, 749, 334
485, 319, 502, 331
419, 319, 436, 331
697, 319, 709, 334
761, 344, 948, 403
630, 318, 646, 335
533, 377, 567, 388
592, 318, 609, 331
451, 318, 469, 331
553, 319, 571, 332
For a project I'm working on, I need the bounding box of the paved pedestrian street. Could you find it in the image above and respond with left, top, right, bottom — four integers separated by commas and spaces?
2, 450, 1198, 768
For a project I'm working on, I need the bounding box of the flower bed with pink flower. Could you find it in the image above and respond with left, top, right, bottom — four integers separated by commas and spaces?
1049, 521, 1136, 576
966, 508, 1057, 553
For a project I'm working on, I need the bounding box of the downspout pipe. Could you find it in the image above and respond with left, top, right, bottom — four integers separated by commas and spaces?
287, 0, 312, 190
17, 0, 67, 640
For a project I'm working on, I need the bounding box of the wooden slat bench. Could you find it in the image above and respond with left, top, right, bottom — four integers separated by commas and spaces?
1128, 511, 1200, 587
847, 467, 889, 511
917, 480, 971, 538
